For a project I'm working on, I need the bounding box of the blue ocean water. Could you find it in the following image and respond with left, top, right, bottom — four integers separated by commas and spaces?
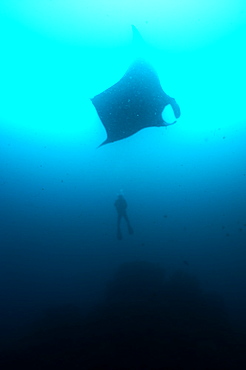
0, 1, 246, 368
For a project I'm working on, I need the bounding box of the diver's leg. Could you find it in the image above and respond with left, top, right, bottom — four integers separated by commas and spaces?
124, 214, 134, 235
117, 215, 123, 240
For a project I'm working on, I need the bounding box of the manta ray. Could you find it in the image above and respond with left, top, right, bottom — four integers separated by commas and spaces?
91, 26, 180, 147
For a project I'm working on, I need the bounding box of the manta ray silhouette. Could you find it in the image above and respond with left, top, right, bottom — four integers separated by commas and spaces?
91, 26, 181, 147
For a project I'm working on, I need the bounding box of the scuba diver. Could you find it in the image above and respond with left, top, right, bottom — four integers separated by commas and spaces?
114, 194, 134, 240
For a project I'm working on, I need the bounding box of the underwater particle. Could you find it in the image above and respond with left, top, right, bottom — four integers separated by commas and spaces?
226, 233, 230, 237
61, 180, 64, 183
163, 215, 168, 218
223, 136, 226, 139
183, 260, 189, 266
42, 188, 44, 191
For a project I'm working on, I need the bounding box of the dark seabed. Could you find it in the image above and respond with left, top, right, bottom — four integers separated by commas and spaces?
1, 2, 246, 369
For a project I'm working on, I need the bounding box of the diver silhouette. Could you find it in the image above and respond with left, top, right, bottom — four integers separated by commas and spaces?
114, 194, 134, 240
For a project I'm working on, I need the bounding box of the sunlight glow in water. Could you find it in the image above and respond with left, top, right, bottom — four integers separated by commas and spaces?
0, 0, 245, 143
2, 0, 244, 45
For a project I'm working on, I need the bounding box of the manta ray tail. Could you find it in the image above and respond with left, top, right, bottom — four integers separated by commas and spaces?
131, 25, 145, 45
131, 25, 147, 59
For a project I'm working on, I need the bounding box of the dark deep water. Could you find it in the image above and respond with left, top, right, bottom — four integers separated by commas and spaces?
1, 2, 246, 369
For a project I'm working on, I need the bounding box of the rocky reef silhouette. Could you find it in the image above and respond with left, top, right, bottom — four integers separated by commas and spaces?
1, 261, 245, 369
